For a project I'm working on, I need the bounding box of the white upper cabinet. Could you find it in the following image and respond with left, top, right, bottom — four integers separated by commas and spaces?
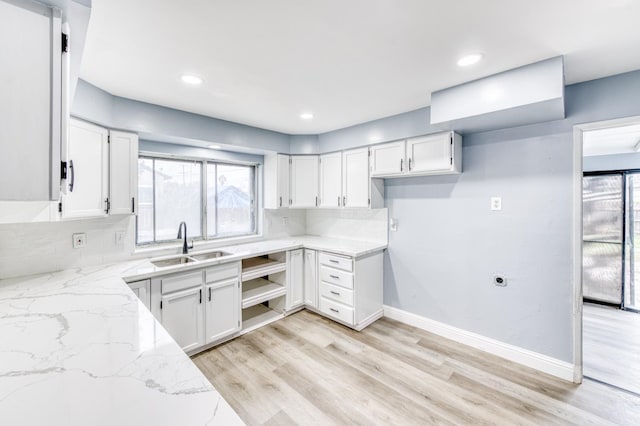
319, 152, 342, 208
61, 119, 109, 219
370, 141, 406, 177
370, 132, 462, 178
109, 130, 138, 215
264, 153, 290, 208
290, 156, 319, 208
0, 0, 64, 201
407, 133, 457, 174
342, 148, 369, 208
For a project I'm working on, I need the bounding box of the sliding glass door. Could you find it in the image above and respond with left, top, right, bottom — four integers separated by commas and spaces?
583, 174, 624, 305
625, 173, 640, 310
583, 171, 640, 310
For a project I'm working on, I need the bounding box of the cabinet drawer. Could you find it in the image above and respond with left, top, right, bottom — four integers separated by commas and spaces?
319, 297, 354, 325
319, 265, 353, 289
319, 282, 354, 306
319, 252, 353, 272
161, 270, 203, 294
205, 262, 240, 283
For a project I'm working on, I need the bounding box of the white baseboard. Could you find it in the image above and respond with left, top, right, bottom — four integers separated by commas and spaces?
383, 305, 577, 382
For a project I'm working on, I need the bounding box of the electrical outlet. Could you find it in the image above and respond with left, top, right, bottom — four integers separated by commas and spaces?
491, 197, 502, 211
115, 231, 126, 245
72, 233, 86, 249
282, 217, 288, 225
389, 218, 398, 232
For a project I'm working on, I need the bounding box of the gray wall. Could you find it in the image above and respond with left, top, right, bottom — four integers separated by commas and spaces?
72, 79, 290, 153
139, 140, 263, 165
319, 69, 640, 363
584, 153, 640, 172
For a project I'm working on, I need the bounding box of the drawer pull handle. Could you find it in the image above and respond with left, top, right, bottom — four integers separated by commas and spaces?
330, 291, 340, 296
330, 308, 339, 313
329, 259, 339, 263
329, 275, 340, 279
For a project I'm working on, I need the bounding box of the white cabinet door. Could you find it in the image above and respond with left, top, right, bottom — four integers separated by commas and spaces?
160, 286, 204, 352
0, 0, 62, 201
303, 249, 317, 308
290, 156, 319, 208
128, 280, 151, 310
286, 249, 304, 310
62, 119, 109, 219
407, 133, 452, 174
277, 154, 290, 208
342, 148, 369, 208
109, 130, 138, 215
370, 141, 406, 177
263, 153, 289, 209
319, 152, 342, 208
205, 278, 240, 344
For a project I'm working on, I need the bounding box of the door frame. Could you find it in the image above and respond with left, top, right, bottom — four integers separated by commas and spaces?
572, 115, 640, 383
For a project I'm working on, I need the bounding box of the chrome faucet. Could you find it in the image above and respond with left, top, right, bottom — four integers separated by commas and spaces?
177, 221, 194, 254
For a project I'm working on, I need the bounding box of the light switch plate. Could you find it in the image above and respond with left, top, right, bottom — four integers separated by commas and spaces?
72, 233, 86, 249
491, 197, 502, 211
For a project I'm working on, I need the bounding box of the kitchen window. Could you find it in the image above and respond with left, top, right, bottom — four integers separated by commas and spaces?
137, 155, 257, 245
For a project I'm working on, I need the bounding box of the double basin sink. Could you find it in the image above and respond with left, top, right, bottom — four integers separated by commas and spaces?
150, 250, 232, 268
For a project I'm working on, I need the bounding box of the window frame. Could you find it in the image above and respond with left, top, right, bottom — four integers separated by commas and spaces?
136, 152, 259, 247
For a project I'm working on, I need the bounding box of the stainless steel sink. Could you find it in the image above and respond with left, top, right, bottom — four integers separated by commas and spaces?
190, 251, 232, 261
151, 256, 198, 267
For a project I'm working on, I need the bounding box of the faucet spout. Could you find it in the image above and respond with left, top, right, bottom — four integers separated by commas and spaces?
176, 221, 192, 254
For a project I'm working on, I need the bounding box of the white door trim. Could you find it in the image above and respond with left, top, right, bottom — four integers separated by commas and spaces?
572, 114, 640, 384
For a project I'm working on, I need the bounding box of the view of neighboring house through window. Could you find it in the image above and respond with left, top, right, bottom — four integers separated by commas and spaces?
137, 155, 256, 245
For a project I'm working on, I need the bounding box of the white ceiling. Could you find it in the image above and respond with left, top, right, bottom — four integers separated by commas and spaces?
80, 0, 640, 135
583, 123, 640, 157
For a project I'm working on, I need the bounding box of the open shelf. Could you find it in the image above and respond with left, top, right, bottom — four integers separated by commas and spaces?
241, 256, 286, 281
241, 304, 284, 334
242, 277, 286, 309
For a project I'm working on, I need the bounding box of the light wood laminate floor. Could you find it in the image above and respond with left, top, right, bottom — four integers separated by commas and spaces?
584, 303, 640, 395
193, 310, 640, 425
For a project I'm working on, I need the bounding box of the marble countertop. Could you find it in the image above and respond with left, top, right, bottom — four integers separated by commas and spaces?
123, 235, 387, 282
0, 260, 244, 426
0, 236, 386, 425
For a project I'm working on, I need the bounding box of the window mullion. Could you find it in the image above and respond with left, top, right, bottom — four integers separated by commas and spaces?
152, 158, 157, 243
202, 161, 207, 240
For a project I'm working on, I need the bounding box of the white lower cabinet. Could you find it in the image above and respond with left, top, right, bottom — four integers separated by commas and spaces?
128, 280, 151, 309
303, 249, 318, 308
151, 263, 240, 353
315, 250, 383, 330
205, 278, 240, 344
145, 248, 383, 354
286, 249, 304, 311
161, 285, 204, 353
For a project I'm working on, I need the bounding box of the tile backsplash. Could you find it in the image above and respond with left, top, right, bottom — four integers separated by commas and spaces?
0, 208, 388, 279
305, 208, 388, 243
0, 216, 135, 279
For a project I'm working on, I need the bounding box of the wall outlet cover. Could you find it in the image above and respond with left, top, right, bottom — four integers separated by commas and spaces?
491, 197, 502, 211
72, 233, 86, 249
389, 218, 398, 232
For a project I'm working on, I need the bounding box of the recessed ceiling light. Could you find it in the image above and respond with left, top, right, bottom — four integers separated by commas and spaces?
208, 145, 221, 149
181, 74, 203, 85
457, 53, 483, 67
300, 112, 314, 120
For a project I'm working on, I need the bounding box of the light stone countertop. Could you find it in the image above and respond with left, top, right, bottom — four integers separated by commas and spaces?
0, 236, 386, 425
